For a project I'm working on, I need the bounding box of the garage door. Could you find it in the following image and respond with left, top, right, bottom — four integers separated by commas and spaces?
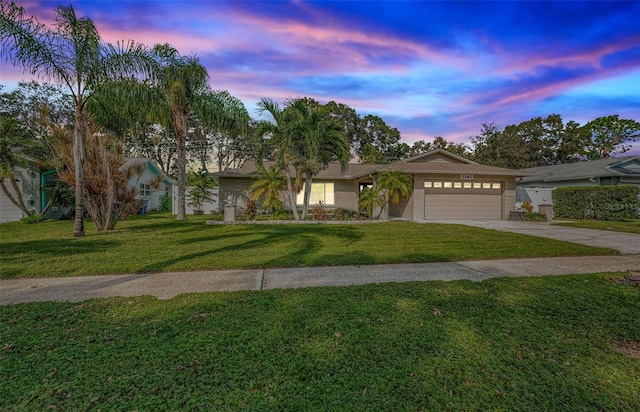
424, 180, 502, 219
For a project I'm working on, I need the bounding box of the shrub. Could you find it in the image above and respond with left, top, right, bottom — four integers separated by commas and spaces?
158, 193, 171, 212
520, 201, 534, 212
19, 214, 47, 224
523, 211, 547, 222
553, 185, 639, 221
312, 201, 329, 221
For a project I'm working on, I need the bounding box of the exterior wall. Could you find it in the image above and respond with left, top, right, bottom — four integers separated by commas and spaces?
333, 180, 359, 211
1, 167, 40, 223
172, 186, 219, 214
218, 177, 253, 211
1, 172, 26, 222
132, 167, 174, 211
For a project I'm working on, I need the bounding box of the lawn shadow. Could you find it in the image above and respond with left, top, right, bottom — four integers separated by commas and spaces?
0, 238, 119, 278
137, 224, 364, 273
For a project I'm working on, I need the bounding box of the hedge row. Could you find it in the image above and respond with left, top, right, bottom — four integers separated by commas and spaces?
552, 185, 639, 221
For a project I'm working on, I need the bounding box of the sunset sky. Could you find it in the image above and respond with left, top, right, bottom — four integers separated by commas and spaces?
3, 0, 640, 153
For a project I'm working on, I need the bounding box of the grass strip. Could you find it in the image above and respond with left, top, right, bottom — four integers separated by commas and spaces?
555, 219, 640, 234
1, 273, 638, 410
0, 214, 615, 279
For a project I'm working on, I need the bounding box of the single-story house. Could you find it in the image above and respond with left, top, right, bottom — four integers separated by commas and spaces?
214, 149, 528, 220
125, 158, 176, 212
517, 156, 640, 212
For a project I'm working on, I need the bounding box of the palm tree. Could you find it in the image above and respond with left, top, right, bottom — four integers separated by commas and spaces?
256, 98, 302, 220
377, 170, 414, 205
256, 98, 350, 220
1, 3, 154, 236
358, 187, 386, 219
249, 165, 286, 213
150, 43, 209, 221
288, 100, 350, 219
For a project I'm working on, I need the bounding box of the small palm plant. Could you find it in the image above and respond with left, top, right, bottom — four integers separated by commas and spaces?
377, 170, 414, 205
249, 166, 287, 215
358, 187, 386, 219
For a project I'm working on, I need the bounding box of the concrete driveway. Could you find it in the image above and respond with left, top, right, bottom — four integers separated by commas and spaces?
426, 219, 640, 255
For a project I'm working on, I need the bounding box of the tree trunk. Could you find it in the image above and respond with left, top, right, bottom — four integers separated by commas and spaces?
302, 174, 313, 220
0, 179, 30, 216
283, 163, 300, 221
73, 106, 85, 237
175, 112, 188, 221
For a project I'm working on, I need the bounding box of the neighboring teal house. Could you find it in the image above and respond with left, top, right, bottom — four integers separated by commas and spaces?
1, 158, 175, 223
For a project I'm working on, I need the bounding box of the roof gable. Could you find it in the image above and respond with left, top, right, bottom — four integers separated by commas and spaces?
400, 149, 478, 165
610, 157, 640, 175
520, 156, 640, 183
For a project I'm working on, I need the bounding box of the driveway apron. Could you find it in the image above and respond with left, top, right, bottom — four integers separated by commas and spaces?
424, 219, 640, 255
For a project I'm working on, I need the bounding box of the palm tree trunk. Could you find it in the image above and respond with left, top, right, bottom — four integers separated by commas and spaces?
175, 112, 188, 221
302, 174, 313, 220
73, 106, 85, 237
283, 164, 300, 221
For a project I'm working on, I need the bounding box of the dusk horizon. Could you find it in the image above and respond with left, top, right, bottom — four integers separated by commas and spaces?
3, 0, 639, 154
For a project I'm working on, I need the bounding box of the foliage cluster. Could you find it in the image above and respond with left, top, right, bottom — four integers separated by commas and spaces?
1, 274, 638, 410
471, 114, 640, 169
311, 200, 329, 220
186, 169, 217, 212
553, 185, 640, 221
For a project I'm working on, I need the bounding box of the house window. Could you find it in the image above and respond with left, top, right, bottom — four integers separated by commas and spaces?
359, 182, 373, 192
424, 181, 432, 188
296, 183, 335, 205
492, 183, 501, 189
140, 183, 151, 197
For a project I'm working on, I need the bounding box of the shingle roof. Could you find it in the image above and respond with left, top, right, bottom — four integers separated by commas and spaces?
214, 155, 527, 179
520, 156, 640, 183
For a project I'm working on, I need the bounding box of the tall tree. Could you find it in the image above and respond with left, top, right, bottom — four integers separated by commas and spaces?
358, 114, 407, 163
289, 100, 350, 219
256, 98, 302, 220
150, 43, 209, 221
584, 115, 640, 159
194, 89, 252, 172
406, 136, 470, 158
1, 3, 154, 236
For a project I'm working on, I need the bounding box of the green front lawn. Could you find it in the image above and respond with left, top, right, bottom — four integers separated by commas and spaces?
555, 219, 640, 234
2, 274, 638, 410
0, 214, 615, 279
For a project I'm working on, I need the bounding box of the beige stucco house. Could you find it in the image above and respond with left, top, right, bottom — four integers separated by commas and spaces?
214, 149, 527, 220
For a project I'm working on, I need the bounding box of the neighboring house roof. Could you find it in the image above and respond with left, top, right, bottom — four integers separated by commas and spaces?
519, 156, 640, 184
125, 158, 177, 185
214, 150, 527, 179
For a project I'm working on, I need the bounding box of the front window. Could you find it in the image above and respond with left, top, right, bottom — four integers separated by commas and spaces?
296, 182, 335, 205
140, 183, 151, 197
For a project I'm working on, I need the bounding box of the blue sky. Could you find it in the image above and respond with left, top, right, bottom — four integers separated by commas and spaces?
3, 0, 640, 153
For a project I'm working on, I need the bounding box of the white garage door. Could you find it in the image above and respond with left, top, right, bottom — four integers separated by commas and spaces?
423, 180, 503, 219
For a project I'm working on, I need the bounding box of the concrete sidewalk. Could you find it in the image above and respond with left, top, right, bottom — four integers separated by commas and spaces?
2, 255, 639, 305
